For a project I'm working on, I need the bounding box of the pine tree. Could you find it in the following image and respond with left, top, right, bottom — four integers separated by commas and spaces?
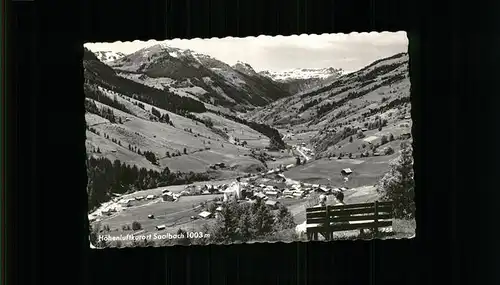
389, 133, 395, 141
237, 213, 253, 241
176, 229, 191, 246
381, 135, 388, 145
273, 205, 296, 231
377, 142, 415, 219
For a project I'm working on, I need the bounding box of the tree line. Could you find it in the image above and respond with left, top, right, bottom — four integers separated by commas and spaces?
84, 99, 122, 124
84, 84, 132, 115
84, 48, 206, 115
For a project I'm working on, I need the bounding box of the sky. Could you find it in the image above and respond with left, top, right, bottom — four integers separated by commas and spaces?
85, 31, 408, 73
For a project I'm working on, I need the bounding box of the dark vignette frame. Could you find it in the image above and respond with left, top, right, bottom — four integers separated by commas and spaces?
11, 0, 497, 284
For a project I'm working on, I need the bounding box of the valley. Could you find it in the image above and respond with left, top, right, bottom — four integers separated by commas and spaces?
84, 41, 414, 247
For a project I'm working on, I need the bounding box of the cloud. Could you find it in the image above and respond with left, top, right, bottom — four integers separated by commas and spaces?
85, 31, 408, 73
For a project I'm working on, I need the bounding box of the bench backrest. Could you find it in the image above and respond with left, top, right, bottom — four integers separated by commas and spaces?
305, 201, 393, 233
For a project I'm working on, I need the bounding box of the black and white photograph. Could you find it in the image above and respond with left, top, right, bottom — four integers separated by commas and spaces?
84, 31, 415, 248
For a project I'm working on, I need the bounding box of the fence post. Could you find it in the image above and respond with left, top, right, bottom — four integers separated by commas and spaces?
325, 205, 330, 240
374, 201, 379, 236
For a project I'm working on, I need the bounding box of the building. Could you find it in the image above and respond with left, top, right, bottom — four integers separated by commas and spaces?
119, 199, 133, 207
401, 132, 412, 139
341, 168, 353, 176
293, 191, 305, 198
156, 224, 166, 230
162, 192, 174, 202
265, 191, 280, 198
254, 192, 267, 200
265, 200, 280, 209
198, 211, 213, 219
146, 194, 155, 200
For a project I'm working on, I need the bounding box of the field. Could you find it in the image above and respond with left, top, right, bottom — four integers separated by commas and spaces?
96, 194, 224, 237
283, 154, 399, 187
85, 87, 269, 174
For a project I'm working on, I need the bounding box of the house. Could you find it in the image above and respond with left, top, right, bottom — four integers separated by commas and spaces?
293, 191, 305, 198
254, 192, 267, 200
292, 192, 304, 198
101, 209, 113, 216
282, 189, 294, 196
216, 206, 223, 212
135, 196, 144, 200
156, 224, 166, 230
119, 199, 133, 207
146, 194, 155, 200
214, 162, 226, 168
265, 200, 280, 209
198, 211, 213, 219
340, 187, 348, 191
265, 191, 279, 198
162, 189, 171, 194
162, 192, 175, 201
286, 164, 295, 169
400, 132, 412, 139
316, 187, 329, 193
341, 168, 353, 176
276, 173, 286, 181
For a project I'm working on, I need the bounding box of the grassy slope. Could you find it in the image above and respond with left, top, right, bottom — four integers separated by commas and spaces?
85, 85, 269, 173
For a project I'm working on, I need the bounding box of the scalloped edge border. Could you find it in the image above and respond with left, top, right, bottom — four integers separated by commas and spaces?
85, 31, 408, 45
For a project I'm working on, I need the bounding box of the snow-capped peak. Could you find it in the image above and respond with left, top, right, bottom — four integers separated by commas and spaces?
259, 67, 343, 82
232, 61, 258, 76
93, 51, 126, 63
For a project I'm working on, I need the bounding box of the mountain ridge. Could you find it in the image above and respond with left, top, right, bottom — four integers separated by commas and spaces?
246, 52, 411, 158
259, 67, 343, 95
107, 44, 291, 109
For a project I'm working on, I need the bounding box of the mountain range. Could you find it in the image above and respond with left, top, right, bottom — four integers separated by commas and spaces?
83, 44, 411, 180
94, 51, 126, 63
107, 44, 290, 109
259, 67, 343, 95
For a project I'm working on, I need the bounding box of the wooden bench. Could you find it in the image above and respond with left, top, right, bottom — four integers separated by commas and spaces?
305, 201, 393, 240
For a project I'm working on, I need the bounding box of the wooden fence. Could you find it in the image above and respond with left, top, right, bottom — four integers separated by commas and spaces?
305, 201, 393, 240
